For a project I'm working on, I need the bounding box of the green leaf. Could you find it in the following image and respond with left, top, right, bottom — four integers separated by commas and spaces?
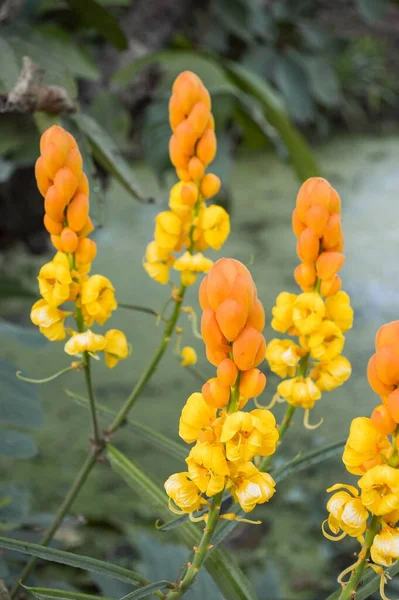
226, 61, 319, 181
107, 445, 257, 600
301, 56, 342, 108
324, 560, 399, 599
22, 584, 115, 600
67, 0, 128, 50
67, 390, 187, 461
119, 581, 170, 599
356, 0, 388, 23
0, 361, 42, 428
0, 429, 37, 458
274, 53, 315, 123
272, 439, 346, 483
72, 113, 147, 203
0, 536, 148, 586
0, 35, 19, 90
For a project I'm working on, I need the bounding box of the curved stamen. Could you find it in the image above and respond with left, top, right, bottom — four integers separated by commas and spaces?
303, 408, 324, 430
16, 363, 79, 384
322, 520, 347, 542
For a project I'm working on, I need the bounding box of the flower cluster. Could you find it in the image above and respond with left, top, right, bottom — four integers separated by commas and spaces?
143, 71, 230, 286
165, 258, 278, 516
265, 177, 353, 424
31, 125, 129, 368
324, 321, 399, 597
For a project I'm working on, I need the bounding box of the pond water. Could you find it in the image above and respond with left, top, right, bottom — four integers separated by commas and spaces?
3, 132, 399, 598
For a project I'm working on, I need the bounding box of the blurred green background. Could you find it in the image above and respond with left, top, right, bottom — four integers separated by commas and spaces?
1, 1, 399, 599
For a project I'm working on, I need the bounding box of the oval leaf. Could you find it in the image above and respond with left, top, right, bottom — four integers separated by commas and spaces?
67, 0, 128, 50
0, 361, 42, 428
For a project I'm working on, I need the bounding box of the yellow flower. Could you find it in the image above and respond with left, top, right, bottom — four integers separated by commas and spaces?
311, 355, 352, 391
154, 211, 182, 251
179, 393, 217, 444
64, 330, 106, 356
201, 205, 230, 250
168, 181, 193, 220
359, 465, 399, 516
325, 291, 354, 333
164, 472, 203, 513
301, 320, 344, 361
220, 409, 278, 462
143, 241, 174, 285
174, 251, 213, 286
180, 346, 197, 366
277, 376, 321, 409
265, 339, 303, 378
271, 292, 297, 333
342, 417, 392, 476
292, 292, 326, 335
30, 299, 71, 341
38, 252, 72, 307
371, 525, 399, 566
81, 275, 117, 326
229, 462, 276, 512
104, 329, 129, 368
325, 483, 368, 538
186, 441, 229, 496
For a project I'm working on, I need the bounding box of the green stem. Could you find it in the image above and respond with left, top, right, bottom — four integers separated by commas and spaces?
227, 376, 240, 414
107, 284, 186, 435
338, 516, 380, 600
165, 491, 223, 600
10, 452, 97, 599
83, 353, 101, 445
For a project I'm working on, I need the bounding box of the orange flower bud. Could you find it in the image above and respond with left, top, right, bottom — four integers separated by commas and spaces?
246, 298, 265, 332
371, 404, 397, 434
206, 344, 229, 367
375, 345, 399, 386
45, 185, 66, 222
199, 276, 210, 310
387, 389, 399, 423
50, 234, 63, 251
60, 227, 78, 253
239, 368, 266, 399
67, 192, 89, 232
77, 172, 89, 195
53, 167, 78, 205
368, 354, 395, 396
322, 214, 342, 249
206, 113, 215, 130
294, 262, 317, 290
169, 135, 189, 169
304, 204, 329, 237
181, 183, 198, 206
200, 173, 221, 199
188, 157, 204, 180
43, 214, 63, 236
75, 238, 97, 265
376, 321, 399, 350
204, 258, 254, 311
197, 129, 216, 166
329, 188, 341, 214
217, 358, 238, 387
169, 94, 186, 131
187, 102, 210, 135
172, 71, 201, 115
216, 298, 248, 341
198, 85, 211, 111
316, 252, 345, 280
64, 148, 83, 180
232, 326, 266, 371
201, 308, 229, 350
202, 377, 230, 408
292, 208, 306, 237
41, 125, 70, 156
320, 275, 342, 297
35, 157, 51, 197
65, 130, 78, 150
175, 120, 198, 156
78, 217, 95, 238
296, 177, 332, 221
176, 167, 191, 181
297, 228, 320, 263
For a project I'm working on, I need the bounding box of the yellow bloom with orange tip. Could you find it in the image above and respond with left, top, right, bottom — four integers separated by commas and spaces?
311, 355, 352, 391
271, 292, 297, 333
154, 210, 182, 251
179, 392, 217, 444
104, 329, 129, 368
164, 472, 203, 513
359, 465, 399, 516
277, 376, 321, 409
371, 525, 399, 566
64, 330, 106, 356
174, 251, 213, 286
180, 346, 197, 366
186, 441, 229, 496
143, 241, 174, 285
80, 275, 117, 326
220, 409, 278, 462
201, 205, 230, 250
169, 181, 196, 219
38, 252, 72, 307
301, 320, 344, 362
292, 292, 326, 335
265, 338, 303, 378
325, 291, 354, 333
229, 461, 276, 513
30, 299, 71, 341
325, 483, 368, 539
342, 417, 392, 476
